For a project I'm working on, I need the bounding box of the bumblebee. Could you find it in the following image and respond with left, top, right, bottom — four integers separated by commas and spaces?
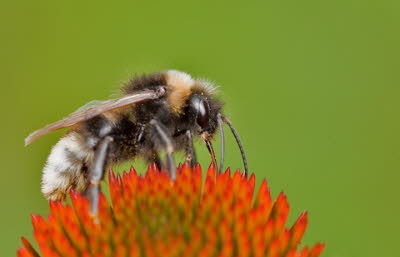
25, 70, 248, 214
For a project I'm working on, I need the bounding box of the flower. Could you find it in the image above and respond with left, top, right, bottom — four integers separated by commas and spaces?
18, 163, 325, 257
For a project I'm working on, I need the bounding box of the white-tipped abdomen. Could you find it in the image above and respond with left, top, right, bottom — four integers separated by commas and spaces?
42, 131, 93, 200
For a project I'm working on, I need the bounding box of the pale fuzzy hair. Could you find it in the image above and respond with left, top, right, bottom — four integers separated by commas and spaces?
195, 78, 220, 95
165, 70, 195, 114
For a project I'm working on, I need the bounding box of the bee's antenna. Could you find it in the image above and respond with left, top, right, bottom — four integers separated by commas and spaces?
202, 133, 218, 171
217, 113, 225, 173
222, 117, 248, 177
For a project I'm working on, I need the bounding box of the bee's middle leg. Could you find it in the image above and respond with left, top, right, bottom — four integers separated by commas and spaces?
150, 119, 176, 180
85, 136, 113, 216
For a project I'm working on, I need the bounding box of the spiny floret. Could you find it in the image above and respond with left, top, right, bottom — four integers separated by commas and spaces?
18, 163, 325, 257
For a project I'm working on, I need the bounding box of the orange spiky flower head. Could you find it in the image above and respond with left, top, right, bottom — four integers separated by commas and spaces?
18, 163, 325, 257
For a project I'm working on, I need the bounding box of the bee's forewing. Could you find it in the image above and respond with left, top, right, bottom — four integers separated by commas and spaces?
25, 89, 165, 146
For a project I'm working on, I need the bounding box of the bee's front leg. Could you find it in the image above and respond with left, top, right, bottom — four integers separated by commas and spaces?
86, 136, 113, 216
185, 130, 197, 168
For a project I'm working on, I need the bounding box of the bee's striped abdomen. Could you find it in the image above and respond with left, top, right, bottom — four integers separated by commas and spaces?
41, 131, 93, 201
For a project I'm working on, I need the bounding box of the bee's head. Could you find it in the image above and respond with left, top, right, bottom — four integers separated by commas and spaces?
185, 90, 249, 176
186, 93, 222, 136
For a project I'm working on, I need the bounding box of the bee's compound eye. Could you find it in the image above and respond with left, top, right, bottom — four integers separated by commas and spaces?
191, 96, 209, 129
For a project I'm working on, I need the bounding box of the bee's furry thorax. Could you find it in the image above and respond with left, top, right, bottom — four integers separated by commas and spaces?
123, 70, 219, 114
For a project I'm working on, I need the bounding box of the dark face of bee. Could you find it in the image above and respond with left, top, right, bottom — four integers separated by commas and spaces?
185, 94, 221, 136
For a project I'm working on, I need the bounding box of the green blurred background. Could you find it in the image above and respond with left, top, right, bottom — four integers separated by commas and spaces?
1, 1, 399, 256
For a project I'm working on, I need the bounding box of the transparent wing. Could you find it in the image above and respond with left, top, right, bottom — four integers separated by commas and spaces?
73, 100, 105, 113
25, 88, 165, 146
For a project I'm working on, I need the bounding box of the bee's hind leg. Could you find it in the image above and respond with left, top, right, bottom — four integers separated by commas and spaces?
85, 136, 113, 217
150, 119, 176, 180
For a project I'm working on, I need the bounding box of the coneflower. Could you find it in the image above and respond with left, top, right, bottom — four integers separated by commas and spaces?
18, 163, 324, 257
